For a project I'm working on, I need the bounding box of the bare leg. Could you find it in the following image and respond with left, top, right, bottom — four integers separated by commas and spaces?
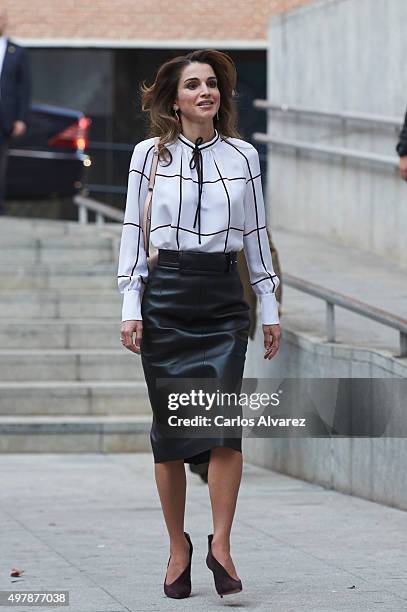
207, 447, 242, 580
154, 460, 190, 584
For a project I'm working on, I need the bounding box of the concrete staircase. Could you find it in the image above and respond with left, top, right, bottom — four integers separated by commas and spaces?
0, 217, 152, 452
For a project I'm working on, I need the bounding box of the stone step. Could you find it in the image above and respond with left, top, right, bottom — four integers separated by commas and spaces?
0, 216, 121, 237
0, 292, 123, 318
0, 244, 116, 264
0, 381, 151, 416
0, 319, 124, 349
0, 264, 117, 290
0, 415, 152, 453
1, 275, 117, 291
0, 235, 117, 248
0, 262, 117, 272
0, 349, 144, 381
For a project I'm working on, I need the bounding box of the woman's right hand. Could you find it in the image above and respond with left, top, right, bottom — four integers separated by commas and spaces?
263, 323, 281, 360
120, 320, 143, 354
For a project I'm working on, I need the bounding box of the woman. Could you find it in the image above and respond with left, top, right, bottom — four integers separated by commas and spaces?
117, 49, 281, 600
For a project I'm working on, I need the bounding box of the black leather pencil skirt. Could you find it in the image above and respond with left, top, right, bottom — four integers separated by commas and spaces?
140, 249, 251, 465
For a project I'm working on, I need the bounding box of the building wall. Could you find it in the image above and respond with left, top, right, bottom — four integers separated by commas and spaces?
243, 326, 407, 511
265, 0, 407, 264
5, 0, 314, 42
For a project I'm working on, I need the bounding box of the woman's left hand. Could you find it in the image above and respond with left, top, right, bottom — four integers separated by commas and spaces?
263, 324, 281, 360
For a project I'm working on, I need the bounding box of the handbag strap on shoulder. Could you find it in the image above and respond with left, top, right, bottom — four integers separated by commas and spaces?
142, 136, 160, 257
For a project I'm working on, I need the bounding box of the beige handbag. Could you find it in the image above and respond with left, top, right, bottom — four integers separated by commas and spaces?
142, 136, 160, 271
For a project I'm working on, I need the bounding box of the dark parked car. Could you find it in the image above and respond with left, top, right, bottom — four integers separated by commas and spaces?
6, 102, 91, 199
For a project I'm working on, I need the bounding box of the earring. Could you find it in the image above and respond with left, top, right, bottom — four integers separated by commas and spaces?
216, 110, 219, 121
173, 107, 181, 123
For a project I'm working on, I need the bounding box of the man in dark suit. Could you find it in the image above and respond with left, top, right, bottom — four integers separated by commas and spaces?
0, 9, 31, 214
396, 105, 407, 182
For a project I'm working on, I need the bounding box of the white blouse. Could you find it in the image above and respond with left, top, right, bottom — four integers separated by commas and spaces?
117, 128, 280, 325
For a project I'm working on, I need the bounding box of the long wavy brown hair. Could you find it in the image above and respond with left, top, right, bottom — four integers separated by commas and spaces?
140, 49, 243, 165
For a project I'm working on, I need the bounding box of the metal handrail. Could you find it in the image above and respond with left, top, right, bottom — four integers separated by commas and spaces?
73, 194, 124, 225
285, 273, 407, 358
253, 100, 403, 129
252, 133, 399, 169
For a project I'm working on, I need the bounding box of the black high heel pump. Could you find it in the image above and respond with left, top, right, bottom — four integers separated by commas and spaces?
206, 533, 243, 597
164, 532, 193, 599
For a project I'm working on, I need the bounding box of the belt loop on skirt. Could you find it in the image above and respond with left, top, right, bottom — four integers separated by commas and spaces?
157, 249, 238, 274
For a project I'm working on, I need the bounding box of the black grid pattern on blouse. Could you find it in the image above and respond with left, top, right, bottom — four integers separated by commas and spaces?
118, 139, 277, 292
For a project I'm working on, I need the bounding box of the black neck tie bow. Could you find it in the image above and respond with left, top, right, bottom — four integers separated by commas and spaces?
189, 136, 204, 245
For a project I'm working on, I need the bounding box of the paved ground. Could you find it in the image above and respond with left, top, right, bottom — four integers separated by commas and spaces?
273, 228, 407, 356
1, 452, 407, 612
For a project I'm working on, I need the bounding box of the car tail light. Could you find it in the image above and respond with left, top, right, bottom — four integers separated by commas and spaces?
48, 116, 91, 151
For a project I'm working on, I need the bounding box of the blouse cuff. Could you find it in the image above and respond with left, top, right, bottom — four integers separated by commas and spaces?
259, 293, 280, 325
122, 289, 142, 322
